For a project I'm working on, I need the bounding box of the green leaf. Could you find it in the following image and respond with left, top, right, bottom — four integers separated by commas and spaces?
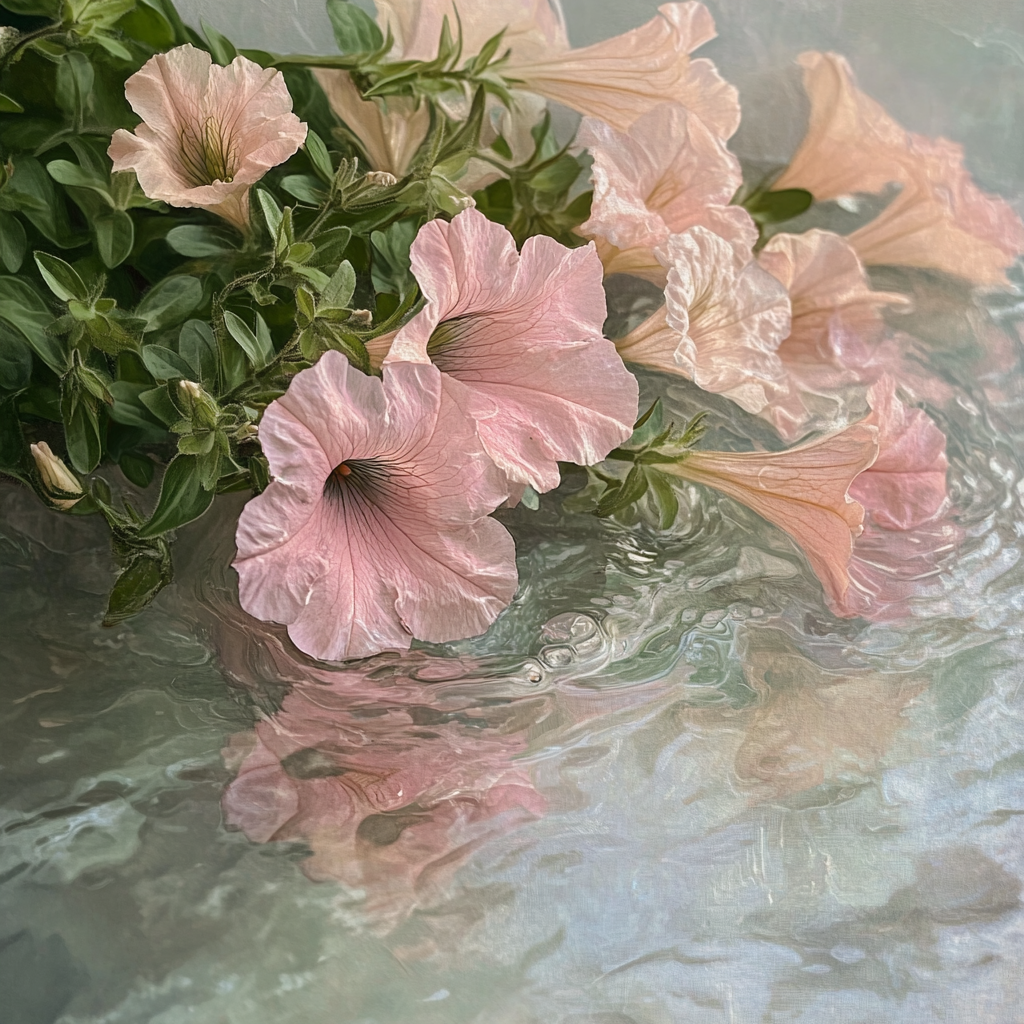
744, 188, 814, 225
305, 130, 334, 183
117, 0, 176, 50
595, 464, 649, 518
136, 276, 203, 332
108, 380, 169, 436
165, 224, 236, 256
34, 251, 88, 302
95, 210, 134, 268
7, 157, 84, 249
179, 319, 219, 385
140, 344, 194, 381
139, 454, 215, 537
280, 174, 326, 205
0, 93, 24, 114
256, 188, 282, 240
320, 259, 356, 310
118, 452, 155, 488
0, 0, 61, 13
138, 385, 179, 426
89, 31, 134, 62
224, 310, 274, 368
202, 18, 237, 65
103, 553, 171, 626
646, 470, 679, 531
0, 212, 26, 273
370, 220, 416, 298
0, 322, 33, 393
46, 159, 114, 203
520, 484, 540, 511
55, 51, 94, 122
62, 391, 103, 473
326, 0, 384, 53
0, 394, 28, 481
0, 277, 66, 374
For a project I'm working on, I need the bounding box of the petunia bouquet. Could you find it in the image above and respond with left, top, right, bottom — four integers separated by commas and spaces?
0, 0, 1019, 661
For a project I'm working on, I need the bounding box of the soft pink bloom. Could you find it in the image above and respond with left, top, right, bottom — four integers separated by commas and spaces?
382, 208, 639, 493
108, 45, 307, 231
757, 229, 910, 440
376, 1, 739, 136
666, 423, 879, 610
615, 226, 790, 415
774, 51, 1024, 286
233, 351, 517, 662
222, 673, 544, 932
314, 70, 429, 177
578, 103, 755, 285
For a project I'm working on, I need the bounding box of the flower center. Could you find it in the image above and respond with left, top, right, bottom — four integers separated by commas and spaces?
323, 459, 386, 502
179, 117, 238, 187
427, 314, 475, 356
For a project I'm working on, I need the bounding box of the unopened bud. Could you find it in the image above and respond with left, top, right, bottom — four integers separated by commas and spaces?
238, 421, 259, 440
364, 171, 397, 187
0, 26, 19, 61
178, 379, 219, 430
31, 442, 84, 510
179, 379, 202, 400
349, 309, 372, 326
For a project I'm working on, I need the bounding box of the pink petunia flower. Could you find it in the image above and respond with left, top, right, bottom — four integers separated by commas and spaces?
381, 208, 639, 493
108, 45, 307, 231
773, 51, 1024, 286
314, 70, 429, 177
666, 423, 879, 611
615, 225, 791, 416
757, 229, 910, 440
232, 351, 518, 662
376, 1, 739, 136
578, 103, 755, 285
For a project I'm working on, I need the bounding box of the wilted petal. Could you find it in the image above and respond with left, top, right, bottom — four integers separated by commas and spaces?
506, 2, 740, 135
233, 352, 517, 661
109, 45, 306, 230
757, 229, 910, 439
314, 70, 429, 177
668, 423, 879, 608
385, 208, 638, 492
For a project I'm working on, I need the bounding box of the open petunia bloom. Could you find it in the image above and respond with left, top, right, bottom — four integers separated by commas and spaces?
314, 70, 429, 177
773, 51, 1024, 287
578, 103, 755, 285
615, 226, 791, 415
665, 423, 880, 611
108, 45, 307, 231
757, 229, 910, 440
375, 0, 738, 136
233, 351, 518, 662
382, 208, 639, 493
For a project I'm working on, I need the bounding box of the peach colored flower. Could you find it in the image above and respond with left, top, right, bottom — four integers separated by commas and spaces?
666, 423, 879, 610
382, 208, 639, 492
757, 229, 910, 440
773, 51, 1024, 286
108, 45, 306, 232
233, 352, 517, 662
376, 1, 739, 136
615, 226, 790, 415
314, 69, 429, 177
578, 103, 755, 285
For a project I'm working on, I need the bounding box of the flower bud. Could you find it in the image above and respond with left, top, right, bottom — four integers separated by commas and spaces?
364, 171, 398, 188
349, 309, 372, 326
0, 26, 19, 61
178, 379, 220, 431
31, 442, 84, 510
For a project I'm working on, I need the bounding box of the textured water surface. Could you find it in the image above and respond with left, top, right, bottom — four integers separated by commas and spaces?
5, 2, 1024, 1022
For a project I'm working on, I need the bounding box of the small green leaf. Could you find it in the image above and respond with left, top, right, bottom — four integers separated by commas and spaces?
165, 224, 236, 256
320, 260, 356, 310
0, 93, 24, 114
0, 322, 33, 392
118, 452, 156, 488
646, 470, 679, 531
256, 188, 282, 240
139, 454, 215, 537
95, 210, 134, 268
55, 51, 94, 122
744, 188, 814, 225
34, 251, 88, 302
140, 344, 194, 381
138, 385, 179, 426
520, 484, 540, 511
326, 0, 384, 53
136, 275, 203, 332
202, 18, 237, 65
0, 277, 67, 374
305, 130, 334, 183
595, 464, 649, 518
179, 319, 219, 385
62, 392, 103, 474
103, 553, 171, 626
224, 310, 274, 368
280, 174, 326, 205
0, 212, 26, 273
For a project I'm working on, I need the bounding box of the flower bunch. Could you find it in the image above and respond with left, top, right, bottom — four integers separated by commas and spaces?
0, 0, 1017, 661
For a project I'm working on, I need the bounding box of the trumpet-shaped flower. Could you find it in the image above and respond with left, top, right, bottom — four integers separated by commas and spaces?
376, 1, 739, 136
382, 208, 639, 493
773, 51, 1024, 286
615, 226, 790, 415
108, 45, 307, 231
667, 423, 879, 610
314, 70, 429, 177
578, 103, 755, 284
233, 352, 517, 662
757, 229, 910, 439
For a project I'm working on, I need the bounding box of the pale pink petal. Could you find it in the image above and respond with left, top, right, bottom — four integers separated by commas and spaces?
233, 353, 517, 661
385, 209, 638, 492
616, 226, 791, 414
121, 43, 211, 141
668, 423, 879, 608
506, 3, 740, 135
315, 70, 429, 176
